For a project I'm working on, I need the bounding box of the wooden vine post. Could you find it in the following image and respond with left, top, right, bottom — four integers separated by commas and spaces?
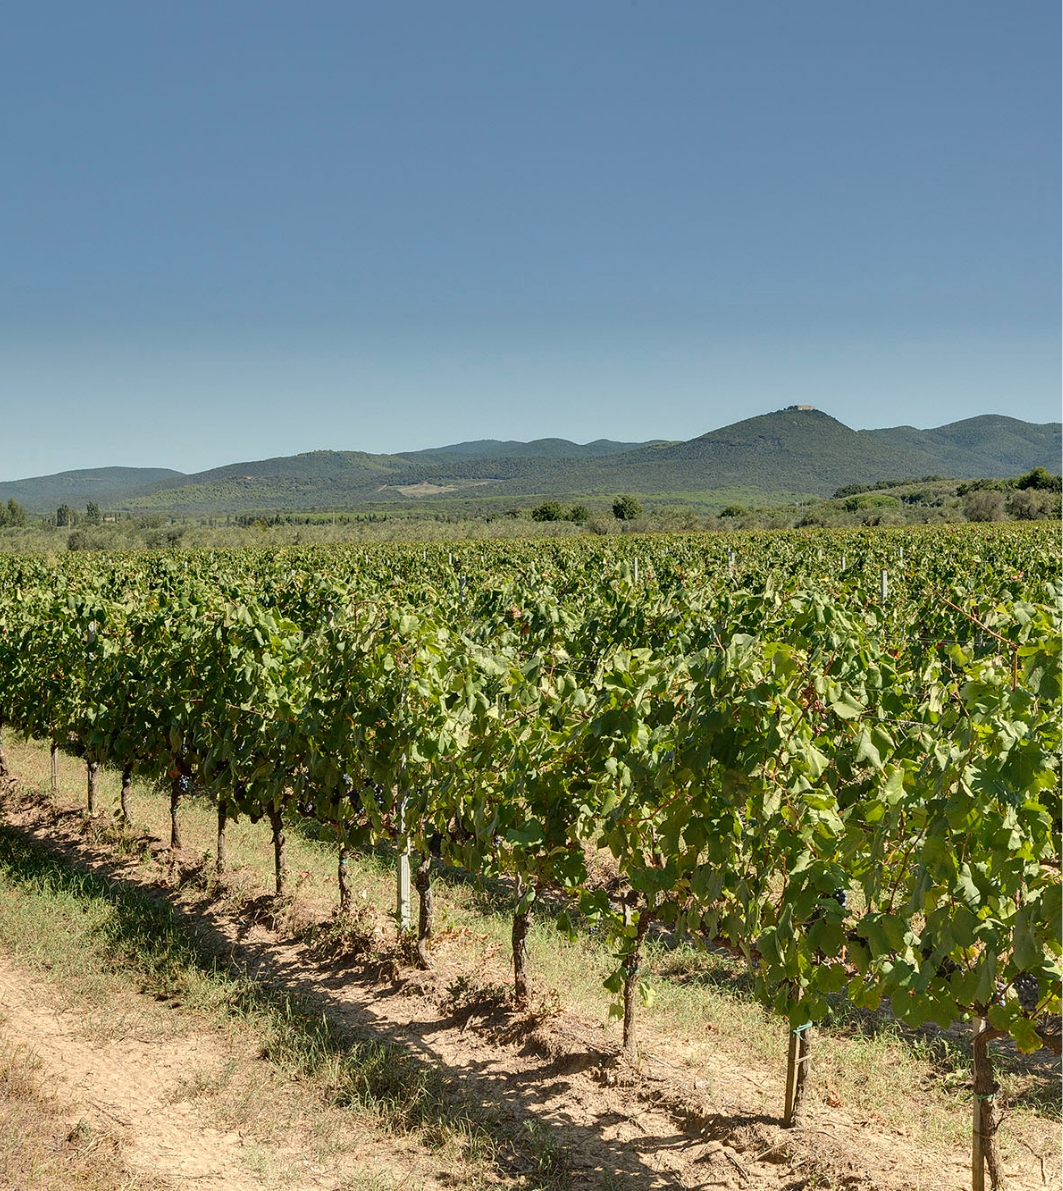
784, 1022, 813, 1127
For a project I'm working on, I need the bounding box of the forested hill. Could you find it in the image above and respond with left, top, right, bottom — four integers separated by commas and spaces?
1, 410, 1059, 513
0, 467, 185, 508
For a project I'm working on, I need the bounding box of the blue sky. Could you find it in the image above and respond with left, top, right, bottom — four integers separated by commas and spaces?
2, 1, 1058, 478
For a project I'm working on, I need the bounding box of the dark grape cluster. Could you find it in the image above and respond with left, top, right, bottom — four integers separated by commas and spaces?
1014, 972, 1041, 1014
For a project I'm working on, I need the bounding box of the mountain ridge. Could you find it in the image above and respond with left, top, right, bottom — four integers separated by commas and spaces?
1, 410, 1058, 514
398, 437, 671, 460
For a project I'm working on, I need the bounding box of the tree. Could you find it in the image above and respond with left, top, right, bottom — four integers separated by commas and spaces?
844, 494, 901, 512
1016, 466, 1061, 492
567, 505, 590, 524
532, 501, 565, 522
612, 494, 642, 521
56, 504, 75, 528
963, 490, 1006, 523
0, 499, 27, 528
1007, 488, 1061, 521
84, 501, 102, 526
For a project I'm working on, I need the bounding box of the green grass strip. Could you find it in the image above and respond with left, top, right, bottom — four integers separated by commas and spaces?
0, 823, 515, 1171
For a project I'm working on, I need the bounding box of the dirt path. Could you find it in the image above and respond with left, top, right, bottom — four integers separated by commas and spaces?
0, 957, 262, 1189
169, 875, 1049, 1190
0, 956, 441, 1191
236, 928, 977, 1191
0, 781, 1055, 1191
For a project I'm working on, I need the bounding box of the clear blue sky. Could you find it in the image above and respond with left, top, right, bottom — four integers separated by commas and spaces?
2, 1, 1058, 478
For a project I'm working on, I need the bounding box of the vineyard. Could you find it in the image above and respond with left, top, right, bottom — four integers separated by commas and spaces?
0, 524, 1059, 1191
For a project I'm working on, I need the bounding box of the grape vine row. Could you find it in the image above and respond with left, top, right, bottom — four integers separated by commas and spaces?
0, 524, 1058, 1188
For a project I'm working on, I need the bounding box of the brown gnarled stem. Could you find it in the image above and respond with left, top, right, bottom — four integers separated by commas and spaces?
972, 1017, 1008, 1191
169, 769, 183, 851
216, 801, 228, 876
86, 758, 100, 816
512, 872, 532, 1008
338, 843, 352, 915
414, 854, 433, 969
120, 763, 133, 826
267, 802, 287, 898
622, 904, 653, 1063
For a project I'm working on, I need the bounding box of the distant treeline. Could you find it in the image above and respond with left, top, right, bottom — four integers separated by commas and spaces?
0, 469, 1058, 554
